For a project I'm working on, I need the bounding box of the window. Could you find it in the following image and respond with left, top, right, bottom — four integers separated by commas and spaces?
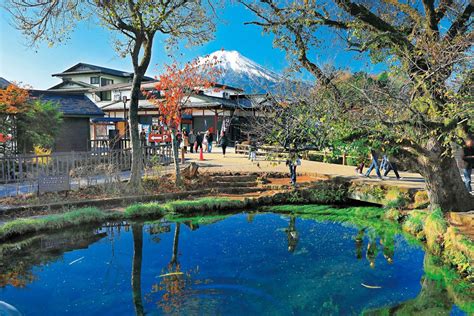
223, 91, 230, 99
101, 78, 114, 86
99, 91, 111, 101
90, 76, 100, 84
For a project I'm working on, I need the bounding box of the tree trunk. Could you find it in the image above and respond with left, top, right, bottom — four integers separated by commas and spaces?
418, 155, 474, 212
131, 224, 144, 316
128, 72, 145, 189
170, 131, 182, 186
170, 222, 180, 266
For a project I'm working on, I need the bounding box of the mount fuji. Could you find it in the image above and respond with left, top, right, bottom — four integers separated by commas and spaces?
198, 50, 283, 93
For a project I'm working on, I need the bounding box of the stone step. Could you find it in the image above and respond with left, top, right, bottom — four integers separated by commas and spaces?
211, 175, 258, 183
210, 181, 257, 188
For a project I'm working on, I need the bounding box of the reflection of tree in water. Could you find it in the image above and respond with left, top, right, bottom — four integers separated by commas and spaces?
366, 231, 378, 269
355, 228, 365, 260
146, 223, 194, 314
131, 224, 145, 316
364, 254, 472, 315
0, 227, 106, 288
285, 216, 299, 253
353, 228, 394, 268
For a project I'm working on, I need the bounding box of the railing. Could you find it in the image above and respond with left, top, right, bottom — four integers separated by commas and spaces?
0, 144, 172, 184
89, 138, 131, 151
234, 143, 355, 165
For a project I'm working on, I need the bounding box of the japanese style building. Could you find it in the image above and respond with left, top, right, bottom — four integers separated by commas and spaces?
46, 62, 267, 147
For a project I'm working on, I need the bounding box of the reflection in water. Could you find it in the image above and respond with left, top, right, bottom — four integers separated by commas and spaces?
131, 224, 144, 316
0, 212, 471, 315
0, 227, 107, 288
285, 215, 299, 253
366, 231, 378, 269
355, 228, 366, 260
365, 254, 468, 315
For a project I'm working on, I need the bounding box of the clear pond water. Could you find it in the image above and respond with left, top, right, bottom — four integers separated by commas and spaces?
0, 211, 471, 315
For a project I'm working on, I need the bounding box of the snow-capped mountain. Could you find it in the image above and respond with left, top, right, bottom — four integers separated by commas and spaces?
199, 50, 283, 93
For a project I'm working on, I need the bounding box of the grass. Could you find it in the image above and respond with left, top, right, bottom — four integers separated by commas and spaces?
0, 207, 121, 241
124, 197, 246, 218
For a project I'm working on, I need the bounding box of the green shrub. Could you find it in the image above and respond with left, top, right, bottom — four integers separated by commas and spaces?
385, 193, 409, 210
402, 210, 427, 240
384, 208, 402, 222
424, 208, 447, 255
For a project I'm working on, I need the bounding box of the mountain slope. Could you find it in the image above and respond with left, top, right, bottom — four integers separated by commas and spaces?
199, 50, 283, 93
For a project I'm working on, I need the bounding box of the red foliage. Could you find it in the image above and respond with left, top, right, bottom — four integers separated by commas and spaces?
146, 56, 221, 130
0, 83, 30, 114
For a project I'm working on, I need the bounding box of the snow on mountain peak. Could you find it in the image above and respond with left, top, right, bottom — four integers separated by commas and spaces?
198, 50, 282, 92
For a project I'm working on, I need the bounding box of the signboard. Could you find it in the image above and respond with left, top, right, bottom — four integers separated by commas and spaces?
38, 174, 71, 194
148, 133, 171, 143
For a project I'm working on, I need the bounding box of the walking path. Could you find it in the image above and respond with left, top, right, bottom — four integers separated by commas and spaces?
189, 148, 426, 189
2, 146, 472, 198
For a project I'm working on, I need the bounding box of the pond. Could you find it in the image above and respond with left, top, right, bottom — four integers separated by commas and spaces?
0, 210, 471, 315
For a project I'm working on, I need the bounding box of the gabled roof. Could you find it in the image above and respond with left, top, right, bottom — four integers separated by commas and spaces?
52, 62, 154, 81
0, 77, 11, 89
29, 90, 104, 117
48, 80, 97, 91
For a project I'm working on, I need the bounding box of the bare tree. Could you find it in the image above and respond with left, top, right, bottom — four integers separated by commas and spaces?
4, 0, 216, 189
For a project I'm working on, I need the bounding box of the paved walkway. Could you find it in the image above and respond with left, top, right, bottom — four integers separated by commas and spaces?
2, 146, 472, 198
187, 148, 427, 189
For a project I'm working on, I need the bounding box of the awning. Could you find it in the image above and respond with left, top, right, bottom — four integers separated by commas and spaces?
91, 117, 126, 123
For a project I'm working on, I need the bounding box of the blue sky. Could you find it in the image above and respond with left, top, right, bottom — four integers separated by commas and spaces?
0, 2, 384, 89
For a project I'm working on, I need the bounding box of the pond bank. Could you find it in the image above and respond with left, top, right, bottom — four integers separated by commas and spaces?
0, 180, 472, 285
0, 171, 424, 218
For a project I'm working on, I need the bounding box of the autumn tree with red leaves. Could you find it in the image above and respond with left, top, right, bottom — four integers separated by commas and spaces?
0, 83, 62, 156
147, 56, 221, 185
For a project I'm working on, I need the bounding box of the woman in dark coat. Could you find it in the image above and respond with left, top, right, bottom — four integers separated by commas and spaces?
220, 131, 229, 157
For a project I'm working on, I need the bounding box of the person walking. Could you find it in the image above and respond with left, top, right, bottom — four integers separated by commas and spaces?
286, 151, 300, 186
381, 155, 402, 180
182, 130, 189, 154
364, 148, 383, 179
220, 131, 229, 157
249, 139, 257, 161
462, 137, 474, 192
196, 132, 203, 152
188, 130, 196, 153
203, 131, 209, 152
140, 128, 147, 147
206, 130, 214, 153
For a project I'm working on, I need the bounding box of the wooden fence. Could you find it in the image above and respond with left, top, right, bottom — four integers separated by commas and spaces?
0, 144, 172, 184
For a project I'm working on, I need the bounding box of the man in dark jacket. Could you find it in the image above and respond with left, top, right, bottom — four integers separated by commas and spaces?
219, 131, 229, 157
462, 137, 474, 192
206, 130, 214, 153
195, 132, 203, 151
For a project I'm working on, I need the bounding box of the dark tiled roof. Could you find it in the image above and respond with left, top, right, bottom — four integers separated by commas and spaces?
0, 77, 11, 89
183, 94, 243, 110
29, 90, 104, 117
52, 62, 154, 81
